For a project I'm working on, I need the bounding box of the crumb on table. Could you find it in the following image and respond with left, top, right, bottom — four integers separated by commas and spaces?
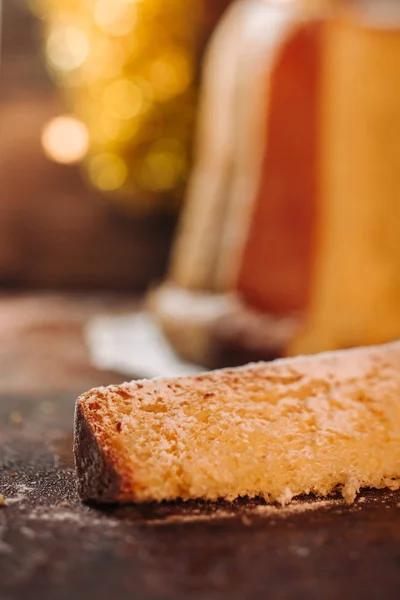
0, 494, 6, 507
9, 411, 23, 425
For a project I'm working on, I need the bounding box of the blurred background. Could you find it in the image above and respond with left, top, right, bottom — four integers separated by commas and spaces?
0, 0, 232, 394
1, 0, 232, 291
1, 0, 400, 397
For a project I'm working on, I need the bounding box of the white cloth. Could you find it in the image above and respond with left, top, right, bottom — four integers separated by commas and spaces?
85, 312, 204, 380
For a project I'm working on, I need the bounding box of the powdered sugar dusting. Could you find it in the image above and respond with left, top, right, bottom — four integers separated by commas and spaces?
27, 506, 119, 528
143, 498, 343, 527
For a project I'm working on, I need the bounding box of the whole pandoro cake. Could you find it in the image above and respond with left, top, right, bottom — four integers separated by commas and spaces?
150, 0, 400, 368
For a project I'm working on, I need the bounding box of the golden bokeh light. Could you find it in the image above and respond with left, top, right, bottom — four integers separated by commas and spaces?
94, 0, 137, 37
139, 153, 179, 192
85, 39, 125, 81
91, 115, 122, 144
137, 138, 186, 192
41, 116, 89, 164
102, 79, 147, 120
149, 52, 193, 102
34, 0, 205, 209
47, 25, 89, 72
88, 153, 128, 191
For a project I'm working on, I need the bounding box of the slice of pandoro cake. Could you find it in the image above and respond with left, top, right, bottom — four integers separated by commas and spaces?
74, 341, 400, 505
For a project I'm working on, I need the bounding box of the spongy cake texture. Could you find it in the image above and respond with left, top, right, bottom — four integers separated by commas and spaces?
75, 342, 400, 505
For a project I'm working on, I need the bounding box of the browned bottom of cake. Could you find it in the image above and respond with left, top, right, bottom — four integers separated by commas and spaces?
148, 283, 301, 369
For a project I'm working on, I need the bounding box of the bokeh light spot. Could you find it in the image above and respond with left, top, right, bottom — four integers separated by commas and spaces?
47, 25, 89, 72
89, 153, 128, 190
41, 116, 89, 164
86, 39, 125, 81
149, 52, 193, 101
94, 0, 137, 37
139, 142, 185, 192
102, 79, 147, 119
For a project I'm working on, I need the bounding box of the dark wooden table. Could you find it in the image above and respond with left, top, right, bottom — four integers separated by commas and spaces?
1, 294, 400, 600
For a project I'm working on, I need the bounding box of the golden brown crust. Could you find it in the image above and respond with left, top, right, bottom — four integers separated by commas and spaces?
74, 397, 122, 502
75, 388, 151, 503
74, 390, 146, 503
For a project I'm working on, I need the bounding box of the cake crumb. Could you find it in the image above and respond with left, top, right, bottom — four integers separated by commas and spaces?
241, 514, 252, 526
254, 498, 339, 517
20, 527, 35, 539
40, 401, 55, 415
0, 494, 6, 507
10, 472, 17, 478
9, 411, 22, 425
293, 546, 310, 558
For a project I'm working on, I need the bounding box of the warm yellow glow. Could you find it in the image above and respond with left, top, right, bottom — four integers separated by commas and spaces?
139, 142, 185, 191
86, 39, 125, 81
149, 52, 193, 101
41, 116, 89, 164
28, 0, 50, 19
102, 79, 146, 119
88, 153, 128, 190
91, 116, 121, 144
34, 0, 203, 206
94, 0, 137, 36
47, 25, 89, 71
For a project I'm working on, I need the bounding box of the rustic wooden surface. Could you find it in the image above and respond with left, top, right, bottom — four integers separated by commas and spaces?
0, 293, 135, 395
1, 392, 400, 600
1, 293, 400, 600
